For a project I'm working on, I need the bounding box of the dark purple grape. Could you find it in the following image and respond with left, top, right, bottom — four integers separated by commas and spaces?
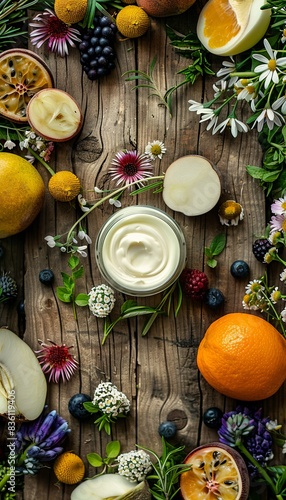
102, 26, 113, 38
87, 69, 98, 80
93, 26, 102, 36
79, 41, 89, 51
90, 59, 98, 68
94, 45, 102, 56
99, 37, 109, 47
90, 37, 99, 46
98, 56, 108, 67
99, 16, 110, 27
102, 46, 113, 57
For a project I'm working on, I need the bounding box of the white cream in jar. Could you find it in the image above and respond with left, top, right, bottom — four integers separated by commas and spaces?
95, 206, 186, 296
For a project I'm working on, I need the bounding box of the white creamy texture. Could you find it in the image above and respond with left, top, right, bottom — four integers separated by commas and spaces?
101, 213, 181, 292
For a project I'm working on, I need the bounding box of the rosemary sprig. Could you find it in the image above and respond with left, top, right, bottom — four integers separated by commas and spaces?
139, 437, 191, 500
123, 56, 173, 117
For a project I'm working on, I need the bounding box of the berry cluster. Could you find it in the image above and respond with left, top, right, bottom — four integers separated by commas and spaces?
179, 268, 225, 309
79, 15, 117, 81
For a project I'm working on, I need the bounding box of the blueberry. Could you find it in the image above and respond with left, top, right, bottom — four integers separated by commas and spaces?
230, 260, 250, 278
68, 393, 92, 421
204, 288, 225, 309
39, 269, 54, 285
203, 407, 223, 429
158, 421, 177, 439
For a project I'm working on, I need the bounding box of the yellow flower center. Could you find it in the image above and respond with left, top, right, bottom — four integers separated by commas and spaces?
151, 144, 162, 155
268, 59, 277, 71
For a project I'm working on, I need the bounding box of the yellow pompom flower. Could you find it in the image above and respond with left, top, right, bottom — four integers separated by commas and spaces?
54, 0, 88, 24
53, 451, 85, 484
48, 171, 81, 202
116, 6, 150, 39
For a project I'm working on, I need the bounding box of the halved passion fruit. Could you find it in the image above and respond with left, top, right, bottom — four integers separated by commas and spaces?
0, 49, 54, 123
180, 442, 249, 500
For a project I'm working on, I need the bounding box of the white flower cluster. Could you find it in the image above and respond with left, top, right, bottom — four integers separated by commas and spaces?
117, 449, 152, 482
88, 284, 115, 317
92, 382, 130, 417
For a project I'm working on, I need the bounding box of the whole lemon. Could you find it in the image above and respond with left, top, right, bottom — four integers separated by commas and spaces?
0, 153, 45, 238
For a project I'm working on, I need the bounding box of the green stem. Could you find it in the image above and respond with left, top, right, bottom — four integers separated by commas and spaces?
237, 442, 278, 497
65, 176, 164, 246
28, 147, 55, 176
0, 472, 10, 491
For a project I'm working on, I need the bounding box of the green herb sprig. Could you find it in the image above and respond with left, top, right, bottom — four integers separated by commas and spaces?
56, 255, 87, 319
139, 437, 191, 500
81, 0, 123, 28
101, 279, 183, 344
204, 233, 227, 268
87, 440, 121, 475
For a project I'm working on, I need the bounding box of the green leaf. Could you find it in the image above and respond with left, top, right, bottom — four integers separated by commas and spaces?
61, 272, 74, 290
56, 287, 72, 303
83, 402, 98, 413
75, 293, 89, 306
121, 299, 137, 313
86, 452, 104, 467
68, 255, 80, 270
209, 233, 226, 255
207, 258, 217, 268
72, 266, 84, 280
106, 440, 121, 459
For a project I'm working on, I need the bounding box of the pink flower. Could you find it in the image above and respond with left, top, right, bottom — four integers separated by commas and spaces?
29, 9, 81, 57
270, 213, 286, 233
35, 339, 79, 383
109, 150, 153, 187
271, 196, 286, 215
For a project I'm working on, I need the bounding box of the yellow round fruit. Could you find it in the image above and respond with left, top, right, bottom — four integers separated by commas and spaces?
180, 442, 250, 500
196, 0, 271, 56
197, 312, 286, 401
0, 49, 53, 123
116, 6, 150, 38
0, 153, 45, 238
48, 171, 81, 202
54, 0, 88, 24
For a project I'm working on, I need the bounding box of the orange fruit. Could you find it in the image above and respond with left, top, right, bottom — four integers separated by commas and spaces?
0, 49, 53, 123
197, 312, 286, 401
0, 152, 45, 238
196, 0, 271, 56
180, 442, 249, 500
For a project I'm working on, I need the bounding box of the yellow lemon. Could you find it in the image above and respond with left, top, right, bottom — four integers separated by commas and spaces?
0, 153, 45, 238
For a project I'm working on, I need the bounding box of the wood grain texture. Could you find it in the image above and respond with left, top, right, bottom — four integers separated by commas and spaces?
0, 4, 285, 500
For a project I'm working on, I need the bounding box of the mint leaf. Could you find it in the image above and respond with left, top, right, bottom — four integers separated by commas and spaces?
86, 452, 104, 467
106, 440, 121, 459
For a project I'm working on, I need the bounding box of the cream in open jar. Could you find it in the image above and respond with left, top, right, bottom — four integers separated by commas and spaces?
95, 206, 186, 296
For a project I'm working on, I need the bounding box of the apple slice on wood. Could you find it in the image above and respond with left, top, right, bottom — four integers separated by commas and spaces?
0, 328, 47, 420
26, 88, 83, 142
162, 155, 221, 216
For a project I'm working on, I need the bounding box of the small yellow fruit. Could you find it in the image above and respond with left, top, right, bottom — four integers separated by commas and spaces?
116, 6, 150, 38
54, 452, 85, 485
48, 171, 81, 202
0, 153, 45, 238
54, 0, 88, 24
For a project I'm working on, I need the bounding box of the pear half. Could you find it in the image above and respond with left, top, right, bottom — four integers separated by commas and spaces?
0, 328, 47, 420
71, 474, 151, 500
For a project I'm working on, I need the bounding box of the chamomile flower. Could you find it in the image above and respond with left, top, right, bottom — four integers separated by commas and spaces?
252, 107, 284, 132
145, 140, 166, 160
253, 38, 286, 88
280, 269, 286, 282
213, 116, 248, 137
271, 196, 286, 215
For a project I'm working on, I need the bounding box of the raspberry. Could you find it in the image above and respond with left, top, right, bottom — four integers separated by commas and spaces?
252, 239, 274, 263
180, 268, 209, 300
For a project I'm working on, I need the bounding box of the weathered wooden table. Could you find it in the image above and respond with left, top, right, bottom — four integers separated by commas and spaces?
1, 2, 285, 498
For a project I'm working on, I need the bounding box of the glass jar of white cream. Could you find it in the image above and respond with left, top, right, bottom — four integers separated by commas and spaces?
95, 206, 186, 296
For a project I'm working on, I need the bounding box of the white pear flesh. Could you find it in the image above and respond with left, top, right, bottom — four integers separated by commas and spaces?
0, 328, 47, 420
162, 155, 221, 216
71, 474, 148, 500
26, 88, 82, 142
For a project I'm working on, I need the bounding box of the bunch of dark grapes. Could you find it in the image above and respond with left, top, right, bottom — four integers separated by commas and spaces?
79, 15, 117, 81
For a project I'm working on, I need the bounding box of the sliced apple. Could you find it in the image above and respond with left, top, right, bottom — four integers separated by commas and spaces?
26, 88, 83, 142
71, 474, 151, 500
162, 155, 221, 216
0, 328, 47, 420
